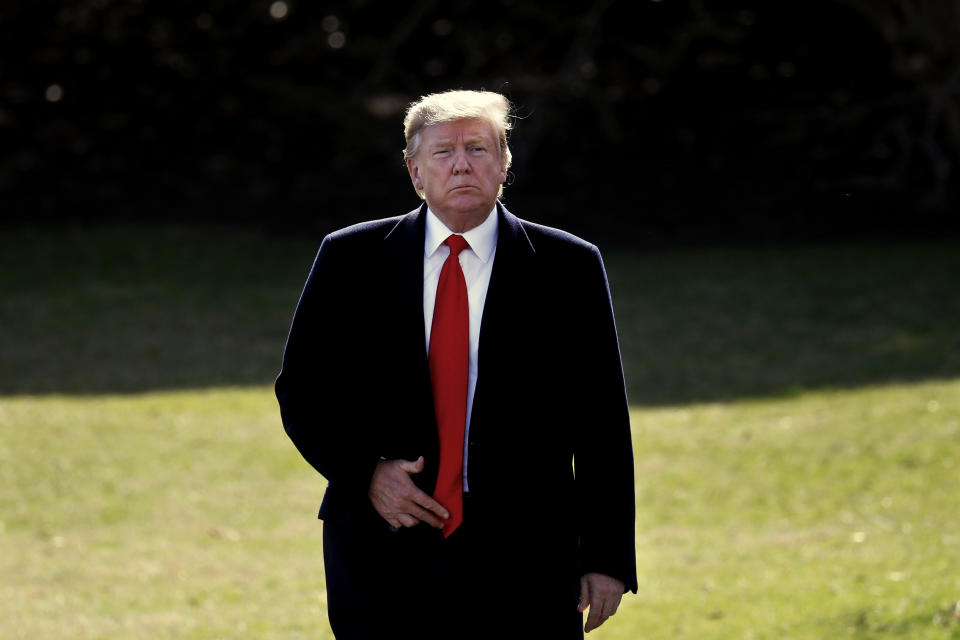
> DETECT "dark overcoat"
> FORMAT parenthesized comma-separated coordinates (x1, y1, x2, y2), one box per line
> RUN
(276, 202, 636, 639)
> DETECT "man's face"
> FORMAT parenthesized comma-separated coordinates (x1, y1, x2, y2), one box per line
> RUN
(406, 118, 507, 233)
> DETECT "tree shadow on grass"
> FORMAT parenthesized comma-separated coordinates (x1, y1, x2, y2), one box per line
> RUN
(609, 242, 960, 405)
(0, 226, 317, 396)
(2, 227, 959, 402)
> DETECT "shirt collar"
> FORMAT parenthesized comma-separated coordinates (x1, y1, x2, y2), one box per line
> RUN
(424, 205, 499, 263)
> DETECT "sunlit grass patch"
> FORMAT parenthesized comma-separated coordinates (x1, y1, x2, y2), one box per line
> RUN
(621, 378, 960, 639)
(2, 379, 958, 638)
(0, 387, 331, 640)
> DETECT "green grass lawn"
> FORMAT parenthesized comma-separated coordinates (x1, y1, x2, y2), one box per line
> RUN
(1, 226, 959, 639)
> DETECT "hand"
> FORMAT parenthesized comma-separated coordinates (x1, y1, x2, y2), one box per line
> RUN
(368, 456, 450, 529)
(578, 572, 624, 633)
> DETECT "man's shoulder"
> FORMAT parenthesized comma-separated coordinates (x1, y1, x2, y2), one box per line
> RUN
(324, 210, 416, 244)
(511, 214, 600, 262)
(518, 218, 594, 248)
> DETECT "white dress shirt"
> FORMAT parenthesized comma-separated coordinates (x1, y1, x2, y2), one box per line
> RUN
(423, 206, 498, 491)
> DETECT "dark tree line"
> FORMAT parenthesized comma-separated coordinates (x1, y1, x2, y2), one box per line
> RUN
(1, 0, 958, 242)
(838, 0, 960, 210)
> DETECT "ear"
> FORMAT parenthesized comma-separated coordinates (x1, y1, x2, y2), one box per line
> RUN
(406, 157, 423, 191)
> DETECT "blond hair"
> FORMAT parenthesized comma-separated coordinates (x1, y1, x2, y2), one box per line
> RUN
(403, 90, 513, 188)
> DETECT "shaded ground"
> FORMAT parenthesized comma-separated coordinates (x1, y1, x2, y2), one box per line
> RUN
(1, 225, 958, 403)
(609, 242, 960, 404)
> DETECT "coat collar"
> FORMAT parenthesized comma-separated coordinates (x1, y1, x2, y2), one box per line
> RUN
(493, 200, 535, 261)
(383, 200, 534, 259)
(378, 197, 537, 369)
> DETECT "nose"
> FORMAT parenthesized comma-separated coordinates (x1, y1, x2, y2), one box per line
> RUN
(452, 148, 470, 175)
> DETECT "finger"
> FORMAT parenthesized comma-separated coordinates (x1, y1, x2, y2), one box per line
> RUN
(593, 598, 611, 631)
(592, 591, 620, 630)
(397, 513, 419, 528)
(584, 589, 609, 633)
(412, 490, 450, 521)
(399, 456, 425, 474)
(584, 603, 603, 633)
(577, 575, 591, 613)
(408, 504, 445, 529)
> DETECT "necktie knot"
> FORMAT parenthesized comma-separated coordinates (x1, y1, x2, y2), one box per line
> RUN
(445, 234, 469, 257)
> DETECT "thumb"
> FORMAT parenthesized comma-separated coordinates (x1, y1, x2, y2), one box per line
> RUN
(399, 456, 425, 474)
(578, 575, 591, 613)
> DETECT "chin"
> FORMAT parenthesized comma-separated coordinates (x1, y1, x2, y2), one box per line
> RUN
(447, 197, 484, 212)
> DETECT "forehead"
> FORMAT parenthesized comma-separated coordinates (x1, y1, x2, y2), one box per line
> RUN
(421, 118, 496, 145)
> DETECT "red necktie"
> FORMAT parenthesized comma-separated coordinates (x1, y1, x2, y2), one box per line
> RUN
(429, 234, 470, 538)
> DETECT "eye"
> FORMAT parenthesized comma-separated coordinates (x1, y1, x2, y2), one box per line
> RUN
(433, 149, 450, 157)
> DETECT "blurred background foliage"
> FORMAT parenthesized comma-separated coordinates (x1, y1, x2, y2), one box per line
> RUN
(2, 0, 959, 242)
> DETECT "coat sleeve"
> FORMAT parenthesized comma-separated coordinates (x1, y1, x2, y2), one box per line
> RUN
(572, 244, 638, 593)
(275, 234, 381, 501)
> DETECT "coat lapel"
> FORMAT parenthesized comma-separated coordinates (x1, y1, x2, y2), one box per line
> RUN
(381, 204, 435, 422)
(379, 202, 537, 479)
(479, 202, 536, 345)
(470, 202, 536, 438)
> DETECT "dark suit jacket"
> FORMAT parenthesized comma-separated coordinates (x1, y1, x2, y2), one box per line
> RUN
(276, 201, 637, 599)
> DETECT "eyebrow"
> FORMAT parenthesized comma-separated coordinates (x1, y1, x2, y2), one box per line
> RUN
(428, 136, 489, 149)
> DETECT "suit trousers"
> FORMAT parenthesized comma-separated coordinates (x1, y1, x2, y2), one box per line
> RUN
(322, 494, 584, 640)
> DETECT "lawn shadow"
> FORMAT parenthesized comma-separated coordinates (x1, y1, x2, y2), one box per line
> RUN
(0, 226, 317, 396)
(2, 227, 958, 402)
(608, 242, 960, 405)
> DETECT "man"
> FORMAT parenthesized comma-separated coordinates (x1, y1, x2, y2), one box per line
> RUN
(276, 89, 636, 639)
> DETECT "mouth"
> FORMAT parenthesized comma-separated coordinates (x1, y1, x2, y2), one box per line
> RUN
(450, 185, 478, 192)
